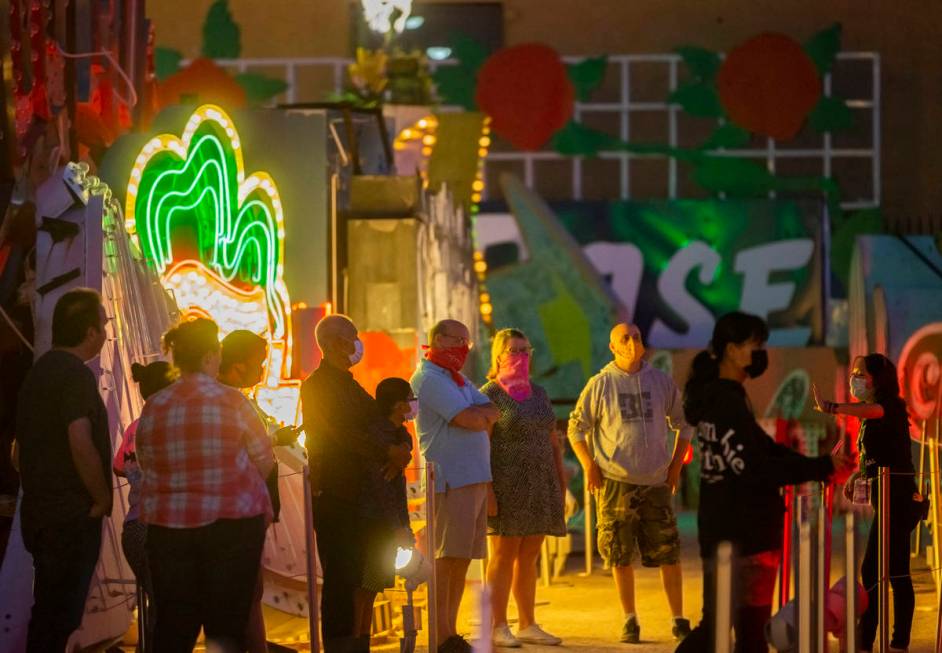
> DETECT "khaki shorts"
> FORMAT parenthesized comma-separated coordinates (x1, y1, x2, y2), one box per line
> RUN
(596, 478, 680, 568)
(434, 482, 488, 560)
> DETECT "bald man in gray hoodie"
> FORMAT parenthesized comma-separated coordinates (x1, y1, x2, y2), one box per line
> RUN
(568, 323, 693, 644)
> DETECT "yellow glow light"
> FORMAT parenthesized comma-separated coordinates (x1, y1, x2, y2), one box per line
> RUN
(163, 260, 269, 337)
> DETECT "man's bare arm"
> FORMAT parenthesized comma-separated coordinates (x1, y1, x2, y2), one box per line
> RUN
(68, 418, 112, 517)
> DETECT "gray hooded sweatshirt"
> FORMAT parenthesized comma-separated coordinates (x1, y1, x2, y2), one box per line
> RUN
(567, 361, 693, 486)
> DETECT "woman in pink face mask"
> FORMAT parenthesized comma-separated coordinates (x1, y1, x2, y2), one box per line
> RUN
(481, 329, 567, 648)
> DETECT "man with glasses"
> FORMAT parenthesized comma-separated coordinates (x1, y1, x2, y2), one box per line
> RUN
(301, 314, 412, 653)
(411, 319, 499, 653)
(16, 288, 112, 652)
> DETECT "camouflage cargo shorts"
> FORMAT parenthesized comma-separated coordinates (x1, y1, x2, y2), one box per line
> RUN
(596, 478, 680, 568)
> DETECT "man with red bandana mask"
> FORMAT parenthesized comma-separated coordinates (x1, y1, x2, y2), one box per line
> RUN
(411, 319, 499, 653)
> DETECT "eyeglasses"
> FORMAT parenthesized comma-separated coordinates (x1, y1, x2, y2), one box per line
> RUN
(440, 333, 473, 349)
(506, 346, 533, 355)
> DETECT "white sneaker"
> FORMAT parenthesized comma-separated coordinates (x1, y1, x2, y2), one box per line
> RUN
(493, 624, 522, 648)
(516, 624, 562, 646)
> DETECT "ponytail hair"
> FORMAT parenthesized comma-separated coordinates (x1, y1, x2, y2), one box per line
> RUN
(684, 311, 769, 423)
(131, 360, 177, 400)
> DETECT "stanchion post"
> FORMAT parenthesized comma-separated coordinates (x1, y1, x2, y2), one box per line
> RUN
(302, 463, 321, 652)
(915, 419, 928, 555)
(473, 585, 492, 653)
(582, 480, 594, 576)
(425, 463, 439, 651)
(540, 538, 552, 587)
(878, 466, 890, 653)
(816, 483, 828, 653)
(845, 509, 857, 653)
(715, 541, 732, 653)
(779, 486, 794, 609)
(797, 495, 812, 653)
(137, 581, 147, 653)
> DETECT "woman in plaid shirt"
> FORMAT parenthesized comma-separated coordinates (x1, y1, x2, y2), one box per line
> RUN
(136, 318, 275, 653)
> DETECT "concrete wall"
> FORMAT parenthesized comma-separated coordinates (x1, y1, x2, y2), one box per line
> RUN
(148, 0, 942, 223)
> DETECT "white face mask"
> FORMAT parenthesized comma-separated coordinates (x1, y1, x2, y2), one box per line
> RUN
(349, 338, 364, 365)
(850, 376, 871, 401)
(406, 399, 418, 421)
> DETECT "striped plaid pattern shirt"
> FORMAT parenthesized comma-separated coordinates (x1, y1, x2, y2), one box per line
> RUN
(136, 373, 273, 528)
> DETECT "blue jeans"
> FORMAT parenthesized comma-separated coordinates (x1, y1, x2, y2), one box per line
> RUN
(24, 516, 102, 653)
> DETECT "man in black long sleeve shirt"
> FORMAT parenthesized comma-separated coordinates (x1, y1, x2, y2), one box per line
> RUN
(301, 315, 411, 653)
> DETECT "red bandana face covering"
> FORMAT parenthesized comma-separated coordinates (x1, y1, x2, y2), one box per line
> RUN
(424, 345, 469, 386)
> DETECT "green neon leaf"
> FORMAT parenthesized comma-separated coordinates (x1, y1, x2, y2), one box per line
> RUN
(234, 73, 289, 105)
(433, 64, 478, 110)
(676, 46, 721, 82)
(808, 95, 854, 133)
(804, 23, 842, 76)
(669, 82, 723, 118)
(155, 47, 183, 81)
(831, 207, 883, 288)
(132, 110, 288, 336)
(692, 156, 777, 196)
(568, 55, 608, 102)
(202, 0, 241, 59)
(550, 120, 620, 157)
(700, 123, 751, 150)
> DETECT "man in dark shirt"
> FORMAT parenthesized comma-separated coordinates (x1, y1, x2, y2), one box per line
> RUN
(16, 288, 111, 653)
(301, 314, 411, 653)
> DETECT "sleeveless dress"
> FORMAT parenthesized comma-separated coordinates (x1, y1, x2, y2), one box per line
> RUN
(482, 381, 567, 537)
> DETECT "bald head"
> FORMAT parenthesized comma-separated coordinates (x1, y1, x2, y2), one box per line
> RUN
(610, 323, 645, 372)
(429, 319, 470, 350)
(610, 323, 640, 346)
(316, 314, 357, 351)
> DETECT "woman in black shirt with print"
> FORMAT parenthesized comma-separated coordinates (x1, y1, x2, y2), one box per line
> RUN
(813, 353, 917, 652)
(678, 312, 848, 653)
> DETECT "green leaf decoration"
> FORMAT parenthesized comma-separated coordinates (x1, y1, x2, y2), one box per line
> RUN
(234, 73, 289, 105)
(567, 55, 608, 102)
(692, 156, 777, 196)
(550, 120, 621, 157)
(831, 207, 883, 288)
(808, 95, 853, 133)
(700, 123, 751, 150)
(155, 47, 183, 81)
(804, 23, 842, 76)
(451, 35, 490, 76)
(669, 82, 723, 118)
(432, 35, 490, 110)
(202, 0, 241, 59)
(676, 46, 721, 82)
(433, 64, 478, 110)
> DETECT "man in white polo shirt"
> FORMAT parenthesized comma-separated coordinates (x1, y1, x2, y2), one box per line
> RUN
(411, 319, 499, 653)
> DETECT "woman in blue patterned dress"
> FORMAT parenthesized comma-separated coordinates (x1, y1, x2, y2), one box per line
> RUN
(482, 328, 567, 648)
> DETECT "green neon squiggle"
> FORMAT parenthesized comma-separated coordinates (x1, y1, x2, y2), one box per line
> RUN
(133, 118, 287, 338)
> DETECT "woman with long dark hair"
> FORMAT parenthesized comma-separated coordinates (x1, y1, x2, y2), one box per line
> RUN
(813, 353, 920, 652)
(677, 312, 849, 653)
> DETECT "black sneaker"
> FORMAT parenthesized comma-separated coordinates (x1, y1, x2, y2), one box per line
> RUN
(620, 616, 640, 644)
(437, 635, 473, 653)
(672, 618, 692, 640)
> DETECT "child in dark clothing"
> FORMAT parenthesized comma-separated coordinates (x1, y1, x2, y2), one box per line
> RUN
(356, 377, 417, 638)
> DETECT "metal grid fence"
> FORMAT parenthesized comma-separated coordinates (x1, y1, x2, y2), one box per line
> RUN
(208, 52, 880, 210)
